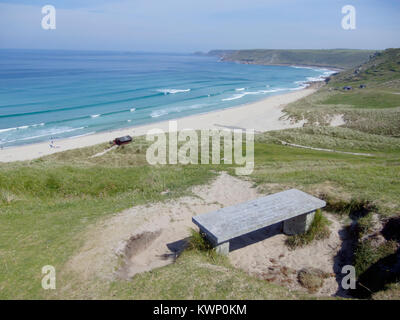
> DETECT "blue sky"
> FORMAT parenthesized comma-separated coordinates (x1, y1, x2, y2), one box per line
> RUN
(0, 0, 399, 52)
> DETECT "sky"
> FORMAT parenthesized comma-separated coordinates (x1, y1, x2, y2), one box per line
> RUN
(0, 0, 399, 52)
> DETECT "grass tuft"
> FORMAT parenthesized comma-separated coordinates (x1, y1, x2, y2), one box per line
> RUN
(326, 198, 376, 219)
(356, 212, 374, 238)
(285, 210, 331, 249)
(188, 228, 214, 252)
(354, 239, 398, 277)
(297, 267, 331, 293)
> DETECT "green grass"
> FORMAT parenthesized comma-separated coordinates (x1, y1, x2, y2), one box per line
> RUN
(356, 213, 375, 238)
(103, 250, 303, 300)
(0, 139, 220, 299)
(1, 116, 400, 299)
(251, 137, 400, 216)
(321, 90, 400, 109)
(354, 240, 398, 277)
(188, 228, 215, 253)
(285, 210, 331, 249)
(257, 126, 400, 153)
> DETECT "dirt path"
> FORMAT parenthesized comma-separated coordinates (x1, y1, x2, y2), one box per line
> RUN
(280, 140, 374, 157)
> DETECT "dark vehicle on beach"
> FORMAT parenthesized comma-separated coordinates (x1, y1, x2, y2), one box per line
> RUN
(112, 135, 132, 146)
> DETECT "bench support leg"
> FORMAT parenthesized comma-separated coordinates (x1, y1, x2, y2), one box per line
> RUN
(283, 211, 315, 235)
(215, 241, 230, 255)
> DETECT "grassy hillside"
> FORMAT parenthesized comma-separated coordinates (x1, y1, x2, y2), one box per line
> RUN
(0, 128, 399, 299)
(207, 49, 376, 69)
(284, 48, 400, 137)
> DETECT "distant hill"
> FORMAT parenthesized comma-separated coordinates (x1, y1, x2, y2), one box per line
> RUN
(205, 49, 377, 70)
(284, 47, 400, 137)
(327, 48, 400, 86)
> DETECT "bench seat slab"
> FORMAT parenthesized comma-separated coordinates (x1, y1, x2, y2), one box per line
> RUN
(192, 189, 326, 250)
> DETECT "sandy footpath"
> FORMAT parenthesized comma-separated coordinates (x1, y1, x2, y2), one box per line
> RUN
(0, 88, 315, 162)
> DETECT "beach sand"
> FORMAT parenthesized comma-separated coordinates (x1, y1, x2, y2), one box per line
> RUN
(0, 87, 316, 162)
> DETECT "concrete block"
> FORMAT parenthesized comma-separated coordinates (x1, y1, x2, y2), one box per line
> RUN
(283, 211, 315, 235)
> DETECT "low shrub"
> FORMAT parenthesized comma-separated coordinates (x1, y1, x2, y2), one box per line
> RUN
(297, 267, 331, 293)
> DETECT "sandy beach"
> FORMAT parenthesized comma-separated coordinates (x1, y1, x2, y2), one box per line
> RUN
(0, 87, 316, 162)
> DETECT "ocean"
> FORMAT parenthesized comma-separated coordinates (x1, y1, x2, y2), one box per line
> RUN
(0, 49, 334, 148)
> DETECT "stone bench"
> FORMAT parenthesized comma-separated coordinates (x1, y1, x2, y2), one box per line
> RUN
(192, 189, 326, 255)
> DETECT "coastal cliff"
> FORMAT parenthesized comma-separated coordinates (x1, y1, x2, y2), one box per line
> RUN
(201, 49, 377, 70)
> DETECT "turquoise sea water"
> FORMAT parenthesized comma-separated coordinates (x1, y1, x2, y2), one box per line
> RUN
(0, 49, 334, 148)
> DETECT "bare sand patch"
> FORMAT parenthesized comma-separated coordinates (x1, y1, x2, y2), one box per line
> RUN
(329, 114, 346, 127)
(229, 213, 347, 296)
(65, 172, 348, 297)
(64, 172, 259, 280)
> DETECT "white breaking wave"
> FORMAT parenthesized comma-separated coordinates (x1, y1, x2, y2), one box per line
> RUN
(91, 114, 101, 118)
(150, 103, 207, 118)
(0, 123, 45, 134)
(291, 66, 336, 81)
(292, 80, 311, 90)
(306, 76, 325, 82)
(0, 127, 17, 133)
(157, 88, 191, 95)
(130, 108, 136, 112)
(304, 68, 336, 83)
(235, 88, 245, 91)
(313, 68, 336, 76)
(222, 88, 290, 101)
(291, 65, 315, 70)
(263, 88, 287, 93)
(151, 109, 169, 118)
(32, 123, 45, 127)
(4, 126, 86, 143)
(222, 94, 246, 101)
